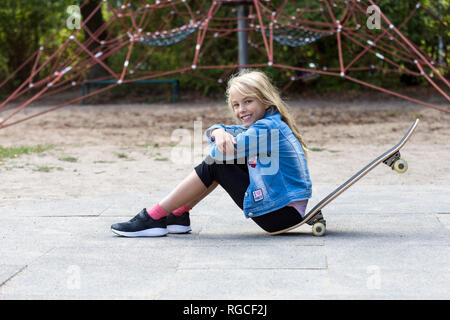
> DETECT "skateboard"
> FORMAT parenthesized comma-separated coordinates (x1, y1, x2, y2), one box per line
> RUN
(270, 118, 420, 236)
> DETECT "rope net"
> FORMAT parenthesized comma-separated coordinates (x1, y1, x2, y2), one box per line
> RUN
(266, 26, 332, 47)
(140, 23, 200, 47)
(0, 0, 448, 128)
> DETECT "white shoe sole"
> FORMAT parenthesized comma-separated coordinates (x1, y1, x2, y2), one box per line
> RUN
(167, 225, 192, 234)
(111, 227, 168, 237)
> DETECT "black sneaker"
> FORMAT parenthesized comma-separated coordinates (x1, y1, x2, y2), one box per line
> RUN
(167, 211, 191, 234)
(111, 208, 168, 237)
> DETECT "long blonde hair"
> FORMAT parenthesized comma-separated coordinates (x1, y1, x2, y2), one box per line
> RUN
(226, 69, 308, 158)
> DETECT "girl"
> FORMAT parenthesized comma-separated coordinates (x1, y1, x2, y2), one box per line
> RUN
(111, 69, 312, 237)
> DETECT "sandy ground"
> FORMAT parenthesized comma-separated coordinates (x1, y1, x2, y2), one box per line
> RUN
(0, 96, 449, 208)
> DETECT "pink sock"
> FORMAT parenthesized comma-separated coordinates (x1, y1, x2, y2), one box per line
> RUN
(146, 204, 169, 220)
(172, 205, 191, 216)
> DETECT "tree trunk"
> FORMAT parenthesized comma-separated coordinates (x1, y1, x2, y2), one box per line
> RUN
(80, 0, 108, 80)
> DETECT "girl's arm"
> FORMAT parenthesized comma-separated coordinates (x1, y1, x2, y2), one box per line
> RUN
(209, 121, 275, 161)
(210, 128, 237, 156)
(205, 124, 246, 143)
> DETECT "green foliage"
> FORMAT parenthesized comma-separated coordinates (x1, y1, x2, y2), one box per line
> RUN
(0, 0, 448, 98)
(0, 0, 80, 92)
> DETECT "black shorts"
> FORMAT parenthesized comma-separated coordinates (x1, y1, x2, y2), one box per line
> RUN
(194, 156, 303, 233)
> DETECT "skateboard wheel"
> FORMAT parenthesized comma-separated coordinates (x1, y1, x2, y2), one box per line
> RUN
(393, 159, 408, 173)
(312, 222, 326, 237)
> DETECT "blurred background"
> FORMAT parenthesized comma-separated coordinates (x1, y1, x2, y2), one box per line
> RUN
(0, 0, 448, 103)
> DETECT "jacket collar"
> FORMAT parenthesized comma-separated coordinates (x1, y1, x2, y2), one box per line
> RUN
(264, 108, 280, 118)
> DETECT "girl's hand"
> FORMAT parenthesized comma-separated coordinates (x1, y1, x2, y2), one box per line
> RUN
(211, 128, 237, 155)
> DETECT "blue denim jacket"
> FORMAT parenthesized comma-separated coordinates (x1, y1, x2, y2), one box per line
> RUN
(205, 109, 312, 218)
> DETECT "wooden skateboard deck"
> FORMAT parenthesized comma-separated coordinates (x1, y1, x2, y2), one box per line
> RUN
(270, 119, 420, 236)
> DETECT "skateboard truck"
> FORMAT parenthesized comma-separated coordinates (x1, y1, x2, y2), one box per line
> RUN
(306, 210, 326, 237)
(382, 151, 408, 173)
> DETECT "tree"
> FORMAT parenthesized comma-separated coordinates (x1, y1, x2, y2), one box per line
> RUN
(0, 0, 72, 91)
(80, 0, 109, 79)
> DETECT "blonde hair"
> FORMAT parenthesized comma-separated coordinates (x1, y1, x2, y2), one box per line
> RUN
(226, 69, 308, 158)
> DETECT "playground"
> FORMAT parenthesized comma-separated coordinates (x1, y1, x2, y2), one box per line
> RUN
(0, 0, 449, 301)
(1, 94, 450, 205)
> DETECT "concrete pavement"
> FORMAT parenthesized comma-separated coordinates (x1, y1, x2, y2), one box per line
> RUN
(1, 185, 449, 299)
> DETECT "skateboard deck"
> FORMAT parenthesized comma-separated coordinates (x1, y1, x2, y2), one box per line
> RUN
(270, 118, 420, 236)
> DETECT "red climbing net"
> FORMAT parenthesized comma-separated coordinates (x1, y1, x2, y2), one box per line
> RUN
(0, 0, 449, 129)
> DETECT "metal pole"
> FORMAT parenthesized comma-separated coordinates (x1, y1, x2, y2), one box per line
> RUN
(237, 4, 249, 70)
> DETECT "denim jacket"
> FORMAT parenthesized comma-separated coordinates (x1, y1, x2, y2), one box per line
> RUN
(205, 109, 312, 218)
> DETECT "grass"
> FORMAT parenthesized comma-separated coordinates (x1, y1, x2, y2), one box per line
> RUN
(135, 143, 160, 148)
(309, 147, 340, 153)
(387, 110, 402, 117)
(59, 156, 78, 163)
(0, 144, 53, 160)
(116, 153, 128, 159)
(33, 166, 63, 172)
(309, 147, 326, 152)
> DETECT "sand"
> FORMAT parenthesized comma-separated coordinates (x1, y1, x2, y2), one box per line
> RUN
(0, 97, 449, 208)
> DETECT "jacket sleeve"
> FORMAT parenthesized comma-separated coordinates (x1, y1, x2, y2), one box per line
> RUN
(208, 120, 276, 161)
(204, 124, 246, 143)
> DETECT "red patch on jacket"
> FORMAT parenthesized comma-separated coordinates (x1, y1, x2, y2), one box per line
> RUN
(248, 156, 257, 168)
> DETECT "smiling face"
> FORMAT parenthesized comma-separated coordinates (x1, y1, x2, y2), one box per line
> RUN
(229, 87, 268, 127)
